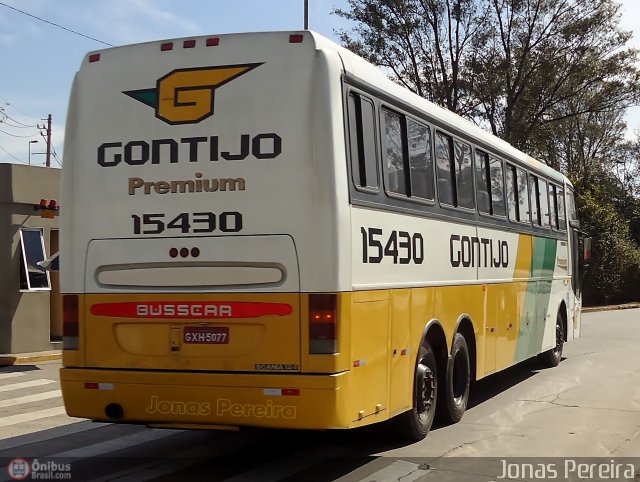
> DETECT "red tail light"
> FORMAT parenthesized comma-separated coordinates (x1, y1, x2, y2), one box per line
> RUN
(63, 295, 79, 350)
(309, 294, 337, 354)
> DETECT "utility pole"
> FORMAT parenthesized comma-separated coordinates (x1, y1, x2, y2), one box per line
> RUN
(45, 114, 51, 168)
(304, 0, 308, 30)
(37, 114, 52, 167)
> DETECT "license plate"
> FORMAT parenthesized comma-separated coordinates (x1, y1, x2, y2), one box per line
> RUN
(183, 326, 229, 344)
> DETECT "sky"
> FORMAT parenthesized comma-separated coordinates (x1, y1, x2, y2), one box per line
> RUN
(0, 0, 639, 167)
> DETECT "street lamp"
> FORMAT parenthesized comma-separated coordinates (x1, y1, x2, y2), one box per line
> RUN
(28, 140, 38, 165)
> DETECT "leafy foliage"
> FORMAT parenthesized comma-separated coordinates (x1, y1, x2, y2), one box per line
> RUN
(335, 0, 640, 304)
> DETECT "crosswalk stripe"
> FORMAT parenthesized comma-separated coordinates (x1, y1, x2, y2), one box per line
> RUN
(0, 390, 62, 408)
(0, 372, 26, 380)
(52, 429, 180, 458)
(0, 379, 56, 392)
(0, 407, 67, 428)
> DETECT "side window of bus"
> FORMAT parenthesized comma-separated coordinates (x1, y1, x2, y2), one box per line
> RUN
(383, 109, 407, 196)
(529, 174, 540, 225)
(489, 157, 506, 216)
(567, 189, 579, 226)
(557, 186, 566, 230)
(436, 132, 454, 206)
(407, 119, 434, 200)
(454, 140, 474, 209)
(475, 149, 491, 214)
(538, 178, 550, 227)
(549, 184, 559, 229)
(347, 92, 379, 191)
(516, 167, 530, 224)
(506, 164, 518, 221)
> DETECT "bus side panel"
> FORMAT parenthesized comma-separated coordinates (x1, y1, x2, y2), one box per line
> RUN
(388, 289, 412, 417)
(347, 290, 390, 426)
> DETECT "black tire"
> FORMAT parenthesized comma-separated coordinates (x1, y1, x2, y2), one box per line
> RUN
(538, 311, 564, 368)
(438, 333, 470, 424)
(393, 344, 438, 442)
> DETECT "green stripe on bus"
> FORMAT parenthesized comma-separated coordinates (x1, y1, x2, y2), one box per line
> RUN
(515, 237, 558, 362)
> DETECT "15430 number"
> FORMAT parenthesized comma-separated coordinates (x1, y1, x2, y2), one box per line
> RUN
(132, 212, 242, 235)
(361, 227, 424, 264)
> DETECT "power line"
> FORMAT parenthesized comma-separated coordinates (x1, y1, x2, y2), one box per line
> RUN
(0, 128, 39, 138)
(0, 119, 33, 129)
(52, 150, 63, 167)
(0, 95, 35, 118)
(51, 145, 63, 166)
(0, 111, 36, 128)
(0, 144, 26, 163)
(0, 2, 114, 47)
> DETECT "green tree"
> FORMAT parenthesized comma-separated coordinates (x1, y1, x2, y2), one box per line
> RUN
(334, 0, 640, 151)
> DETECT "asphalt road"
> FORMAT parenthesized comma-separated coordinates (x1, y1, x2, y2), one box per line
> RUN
(0, 309, 639, 481)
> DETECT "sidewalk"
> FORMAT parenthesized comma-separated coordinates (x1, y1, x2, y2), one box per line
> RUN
(0, 350, 62, 366)
(1, 303, 638, 366)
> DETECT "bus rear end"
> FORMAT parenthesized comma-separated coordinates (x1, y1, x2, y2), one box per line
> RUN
(60, 31, 353, 430)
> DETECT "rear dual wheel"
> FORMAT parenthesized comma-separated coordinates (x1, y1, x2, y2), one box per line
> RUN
(439, 333, 471, 424)
(395, 344, 438, 441)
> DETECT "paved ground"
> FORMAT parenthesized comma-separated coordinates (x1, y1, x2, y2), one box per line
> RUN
(0, 309, 638, 481)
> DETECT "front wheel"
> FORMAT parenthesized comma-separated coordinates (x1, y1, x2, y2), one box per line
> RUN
(393, 344, 438, 441)
(538, 311, 564, 368)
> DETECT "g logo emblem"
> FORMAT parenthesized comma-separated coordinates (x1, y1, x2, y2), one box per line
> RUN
(124, 64, 262, 125)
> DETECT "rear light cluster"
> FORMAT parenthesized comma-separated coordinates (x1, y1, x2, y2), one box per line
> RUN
(161, 38, 220, 52)
(63, 295, 79, 350)
(308, 294, 337, 354)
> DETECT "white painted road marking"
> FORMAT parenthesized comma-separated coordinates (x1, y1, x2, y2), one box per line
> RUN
(0, 372, 27, 380)
(0, 407, 67, 428)
(52, 429, 180, 458)
(0, 379, 57, 392)
(0, 390, 62, 408)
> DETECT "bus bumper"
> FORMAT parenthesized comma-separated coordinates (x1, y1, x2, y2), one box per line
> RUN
(60, 368, 351, 430)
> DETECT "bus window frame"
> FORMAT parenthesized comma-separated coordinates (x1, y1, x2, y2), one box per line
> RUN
(342, 74, 567, 242)
(380, 105, 436, 206)
(435, 129, 476, 214)
(346, 90, 380, 195)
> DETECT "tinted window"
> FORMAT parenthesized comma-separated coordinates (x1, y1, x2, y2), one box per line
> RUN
(348, 92, 378, 190)
(529, 175, 540, 225)
(383, 110, 406, 195)
(475, 150, 490, 214)
(407, 119, 434, 200)
(506, 165, 518, 221)
(490, 157, 506, 216)
(538, 179, 550, 227)
(557, 187, 566, 230)
(436, 132, 454, 205)
(454, 140, 474, 209)
(549, 184, 559, 229)
(516, 168, 530, 223)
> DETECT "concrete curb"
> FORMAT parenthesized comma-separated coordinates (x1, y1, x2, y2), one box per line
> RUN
(582, 303, 640, 313)
(0, 351, 62, 366)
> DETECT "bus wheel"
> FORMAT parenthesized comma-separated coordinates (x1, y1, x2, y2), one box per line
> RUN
(394, 344, 438, 441)
(439, 333, 470, 424)
(538, 311, 564, 368)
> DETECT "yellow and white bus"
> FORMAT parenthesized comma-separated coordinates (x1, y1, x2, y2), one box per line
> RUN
(60, 31, 588, 440)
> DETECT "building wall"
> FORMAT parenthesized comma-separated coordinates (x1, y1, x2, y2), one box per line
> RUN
(0, 164, 61, 353)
